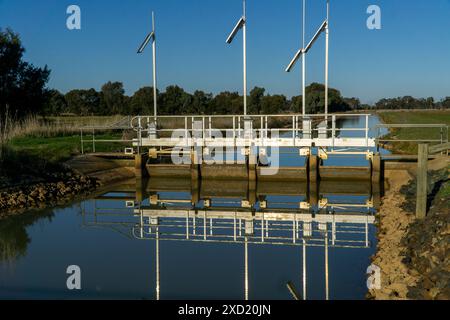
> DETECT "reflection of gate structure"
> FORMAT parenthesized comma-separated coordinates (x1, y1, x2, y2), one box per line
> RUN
(132, 208, 374, 248)
(81, 178, 377, 300)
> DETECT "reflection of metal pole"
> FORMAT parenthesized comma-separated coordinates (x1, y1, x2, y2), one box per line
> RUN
(287, 282, 301, 300)
(302, 239, 307, 300)
(245, 237, 249, 300)
(325, 227, 329, 300)
(156, 226, 160, 301)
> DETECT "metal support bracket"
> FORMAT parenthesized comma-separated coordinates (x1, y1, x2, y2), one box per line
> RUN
(318, 148, 328, 160)
(299, 148, 310, 157)
(300, 202, 311, 210)
(366, 152, 374, 161)
(150, 194, 159, 205)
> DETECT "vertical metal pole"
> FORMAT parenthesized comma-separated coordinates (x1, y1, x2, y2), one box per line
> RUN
(186, 211, 189, 240)
(234, 212, 237, 241)
(204, 211, 207, 240)
(92, 128, 95, 153)
(365, 114, 369, 149)
(332, 115, 336, 150)
(325, 228, 329, 300)
(243, 0, 247, 116)
(302, 239, 307, 300)
(140, 210, 144, 239)
(325, 0, 329, 120)
(245, 237, 249, 300)
(156, 226, 160, 300)
(152, 12, 158, 120)
(80, 129, 84, 154)
(365, 217, 369, 247)
(302, 0, 306, 116)
(261, 213, 265, 242)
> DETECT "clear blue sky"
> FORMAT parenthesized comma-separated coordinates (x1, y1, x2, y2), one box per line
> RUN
(1, 0, 450, 104)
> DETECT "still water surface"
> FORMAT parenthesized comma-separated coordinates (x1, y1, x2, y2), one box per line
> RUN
(0, 116, 387, 300)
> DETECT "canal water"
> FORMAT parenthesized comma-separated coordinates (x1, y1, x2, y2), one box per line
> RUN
(0, 116, 388, 300)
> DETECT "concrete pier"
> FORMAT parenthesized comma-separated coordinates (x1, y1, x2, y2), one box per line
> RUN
(135, 153, 149, 179)
(140, 155, 380, 183)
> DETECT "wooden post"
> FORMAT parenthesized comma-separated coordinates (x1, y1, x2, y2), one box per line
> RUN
(371, 153, 381, 184)
(135, 153, 149, 179)
(309, 155, 319, 183)
(248, 154, 257, 206)
(416, 144, 428, 219)
(191, 149, 200, 182)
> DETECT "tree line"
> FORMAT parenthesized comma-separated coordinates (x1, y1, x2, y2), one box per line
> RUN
(373, 96, 450, 110)
(44, 82, 361, 116)
(1, 28, 448, 123)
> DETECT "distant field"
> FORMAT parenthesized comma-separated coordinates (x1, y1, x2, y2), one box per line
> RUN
(43, 115, 126, 127)
(378, 110, 450, 154)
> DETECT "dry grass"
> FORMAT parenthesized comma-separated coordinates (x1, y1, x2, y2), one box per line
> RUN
(0, 115, 124, 146)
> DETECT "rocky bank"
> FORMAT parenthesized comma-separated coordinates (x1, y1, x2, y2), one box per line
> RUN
(0, 173, 99, 218)
(369, 163, 449, 300)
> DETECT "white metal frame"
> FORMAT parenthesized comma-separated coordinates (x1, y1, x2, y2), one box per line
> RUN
(226, 0, 248, 116)
(286, 0, 330, 119)
(130, 113, 375, 150)
(137, 11, 158, 120)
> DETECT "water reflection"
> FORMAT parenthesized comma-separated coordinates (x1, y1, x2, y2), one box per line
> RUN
(0, 210, 54, 264)
(81, 178, 378, 300)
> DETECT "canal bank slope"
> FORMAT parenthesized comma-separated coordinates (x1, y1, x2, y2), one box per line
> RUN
(0, 154, 135, 218)
(369, 157, 449, 300)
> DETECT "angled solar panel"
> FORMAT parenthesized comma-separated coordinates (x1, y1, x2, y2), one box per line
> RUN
(226, 17, 245, 44)
(137, 31, 155, 54)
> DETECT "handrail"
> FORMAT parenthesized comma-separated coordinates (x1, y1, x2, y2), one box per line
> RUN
(429, 142, 450, 154)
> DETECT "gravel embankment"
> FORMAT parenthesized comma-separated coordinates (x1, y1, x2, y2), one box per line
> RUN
(369, 167, 449, 300)
(0, 173, 99, 218)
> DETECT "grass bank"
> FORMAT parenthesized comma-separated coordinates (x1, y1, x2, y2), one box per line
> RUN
(377, 110, 450, 154)
(0, 115, 130, 189)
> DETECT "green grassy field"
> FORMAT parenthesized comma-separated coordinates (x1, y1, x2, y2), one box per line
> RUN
(8, 133, 126, 163)
(378, 110, 450, 154)
(1, 131, 129, 188)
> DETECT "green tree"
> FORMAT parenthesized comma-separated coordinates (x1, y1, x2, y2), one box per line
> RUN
(344, 97, 361, 110)
(248, 87, 265, 115)
(65, 89, 101, 115)
(441, 97, 450, 109)
(0, 28, 50, 119)
(160, 85, 192, 115)
(129, 87, 157, 115)
(210, 91, 241, 114)
(188, 90, 212, 114)
(289, 95, 303, 113)
(305, 83, 349, 113)
(261, 95, 287, 114)
(100, 81, 126, 115)
(43, 89, 67, 115)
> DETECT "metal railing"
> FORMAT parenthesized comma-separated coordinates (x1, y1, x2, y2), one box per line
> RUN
(130, 113, 374, 150)
(80, 116, 133, 154)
